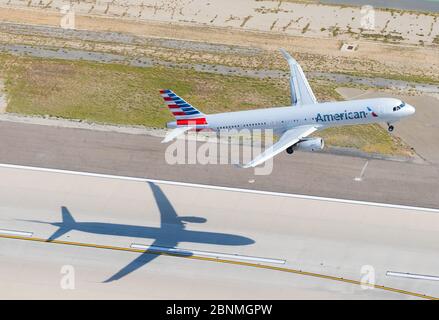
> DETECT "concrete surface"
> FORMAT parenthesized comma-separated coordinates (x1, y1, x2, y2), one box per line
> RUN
(0, 165, 438, 299)
(0, 119, 438, 209)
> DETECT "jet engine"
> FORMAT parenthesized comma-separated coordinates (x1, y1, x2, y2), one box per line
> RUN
(295, 137, 324, 152)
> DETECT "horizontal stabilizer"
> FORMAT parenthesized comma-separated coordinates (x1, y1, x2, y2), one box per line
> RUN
(161, 126, 193, 143)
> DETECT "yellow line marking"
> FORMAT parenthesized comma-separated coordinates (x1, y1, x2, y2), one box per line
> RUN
(1, 234, 437, 300)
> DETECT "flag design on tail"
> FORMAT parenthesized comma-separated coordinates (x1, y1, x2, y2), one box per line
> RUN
(160, 89, 207, 126)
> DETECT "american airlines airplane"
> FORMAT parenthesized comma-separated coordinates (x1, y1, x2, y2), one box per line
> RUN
(160, 49, 415, 168)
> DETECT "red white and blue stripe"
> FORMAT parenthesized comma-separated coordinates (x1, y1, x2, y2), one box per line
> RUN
(160, 89, 208, 126)
(367, 107, 378, 117)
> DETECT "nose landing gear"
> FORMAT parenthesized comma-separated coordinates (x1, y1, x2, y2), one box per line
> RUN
(286, 146, 294, 154)
(387, 123, 394, 132)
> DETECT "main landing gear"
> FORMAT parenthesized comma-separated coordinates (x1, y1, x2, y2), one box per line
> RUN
(387, 123, 394, 132)
(286, 146, 294, 154)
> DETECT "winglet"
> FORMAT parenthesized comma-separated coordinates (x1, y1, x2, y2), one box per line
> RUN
(279, 48, 317, 106)
(279, 48, 298, 65)
(280, 48, 299, 106)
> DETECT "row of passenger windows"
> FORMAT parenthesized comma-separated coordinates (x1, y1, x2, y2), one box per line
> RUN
(217, 119, 315, 129)
(284, 119, 312, 123)
(218, 122, 267, 130)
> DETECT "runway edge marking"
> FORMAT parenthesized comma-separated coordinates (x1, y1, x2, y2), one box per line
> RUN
(0, 233, 437, 300)
(131, 243, 286, 264)
(0, 163, 438, 213)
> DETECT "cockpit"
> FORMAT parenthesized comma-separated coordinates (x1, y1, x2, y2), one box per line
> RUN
(387, 100, 415, 119)
(393, 101, 406, 112)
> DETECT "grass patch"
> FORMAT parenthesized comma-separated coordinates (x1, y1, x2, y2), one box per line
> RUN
(0, 54, 411, 156)
(338, 69, 439, 86)
(318, 124, 412, 156)
(3, 55, 289, 127)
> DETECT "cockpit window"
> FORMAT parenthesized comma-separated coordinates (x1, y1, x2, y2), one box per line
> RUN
(393, 101, 406, 112)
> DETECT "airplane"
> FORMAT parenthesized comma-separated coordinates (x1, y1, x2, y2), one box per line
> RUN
(21, 182, 253, 282)
(160, 49, 415, 168)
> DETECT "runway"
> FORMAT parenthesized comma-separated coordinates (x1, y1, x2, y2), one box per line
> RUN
(0, 164, 438, 299)
(0, 94, 438, 299)
(0, 120, 438, 209)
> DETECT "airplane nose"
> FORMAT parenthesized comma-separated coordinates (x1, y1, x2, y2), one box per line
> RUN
(407, 104, 416, 115)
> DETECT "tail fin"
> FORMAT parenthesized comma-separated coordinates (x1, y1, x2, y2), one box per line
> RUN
(47, 206, 75, 241)
(160, 89, 207, 126)
(61, 206, 76, 225)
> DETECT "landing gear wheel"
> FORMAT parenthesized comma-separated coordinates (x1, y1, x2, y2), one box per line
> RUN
(286, 146, 294, 154)
(388, 125, 394, 132)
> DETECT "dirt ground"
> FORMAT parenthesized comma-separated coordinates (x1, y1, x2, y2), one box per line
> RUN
(0, 6, 438, 83)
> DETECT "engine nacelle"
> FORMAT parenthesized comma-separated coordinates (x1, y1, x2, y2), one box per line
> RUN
(295, 137, 324, 152)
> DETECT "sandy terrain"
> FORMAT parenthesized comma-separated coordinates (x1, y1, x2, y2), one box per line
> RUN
(1, 35, 437, 97)
(0, 7, 437, 83)
(1, 0, 438, 46)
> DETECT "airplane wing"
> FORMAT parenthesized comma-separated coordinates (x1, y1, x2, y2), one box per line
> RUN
(241, 125, 319, 168)
(280, 49, 317, 106)
(104, 182, 182, 282)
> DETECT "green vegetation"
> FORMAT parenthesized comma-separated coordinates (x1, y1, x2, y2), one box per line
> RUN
(331, 26, 340, 37)
(360, 32, 405, 43)
(0, 54, 411, 156)
(339, 70, 439, 86)
(2, 55, 289, 128)
(302, 23, 311, 34)
(317, 125, 412, 156)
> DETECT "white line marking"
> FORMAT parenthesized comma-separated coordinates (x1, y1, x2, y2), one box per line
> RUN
(130, 244, 285, 264)
(0, 229, 33, 237)
(354, 161, 369, 182)
(0, 163, 438, 213)
(387, 271, 439, 281)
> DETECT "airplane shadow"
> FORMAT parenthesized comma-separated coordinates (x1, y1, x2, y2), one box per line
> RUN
(22, 182, 254, 282)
